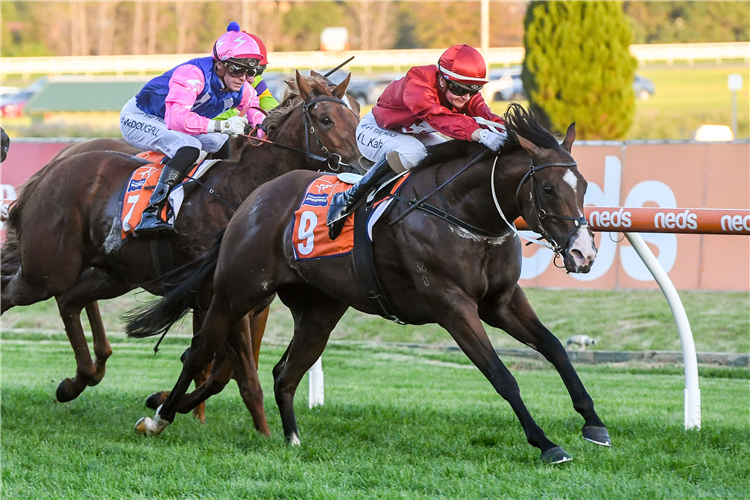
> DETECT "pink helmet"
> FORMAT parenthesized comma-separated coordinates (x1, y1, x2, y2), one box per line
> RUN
(438, 44, 489, 89)
(213, 22, 263, 67)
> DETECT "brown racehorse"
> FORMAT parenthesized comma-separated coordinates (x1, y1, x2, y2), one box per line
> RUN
(1, 72, 362, 434)
(37, 72, 364, 424)
(127, 104, 608, 464)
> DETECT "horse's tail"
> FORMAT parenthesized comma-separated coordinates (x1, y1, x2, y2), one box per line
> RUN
(0, 225, 22, 283)
(0, 168, 46, 281)
(5, 168, 45, 239)
(125, 231, 225, 339)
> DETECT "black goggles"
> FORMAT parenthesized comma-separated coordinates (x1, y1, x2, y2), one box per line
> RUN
(224, 62, 258, 78)
(446, 79, 483, 97)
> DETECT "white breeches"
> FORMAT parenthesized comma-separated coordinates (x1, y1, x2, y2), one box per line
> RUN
(119, 97, 227, 158)
(355, 111, 446, 169)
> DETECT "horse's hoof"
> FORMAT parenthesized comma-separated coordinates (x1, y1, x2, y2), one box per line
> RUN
(540, 446, 572, 464)
(287, 432, 301, 446)
(56, 378, 80, 403)
(145, 391, 169, 410)
(582, 426, 612, 447)
(134, 416, 167, 437)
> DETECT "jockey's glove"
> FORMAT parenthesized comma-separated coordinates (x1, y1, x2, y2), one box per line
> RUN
(478, 128, 507, 152)
(210, 115, 248, 136)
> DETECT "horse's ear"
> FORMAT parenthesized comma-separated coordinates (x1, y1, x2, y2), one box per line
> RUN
(310, 69, 322, 79)
(332, 73, 351, 99)
(295, 70, 312, 99)
(561, 122, 576, 153)
(517, 134, 542, 158)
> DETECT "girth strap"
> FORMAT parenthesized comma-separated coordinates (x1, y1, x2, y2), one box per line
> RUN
(352, 201, 406, 324)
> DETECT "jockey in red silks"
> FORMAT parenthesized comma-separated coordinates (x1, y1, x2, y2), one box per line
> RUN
(120, 22, 266, 235)
(327, 44, 509, 239)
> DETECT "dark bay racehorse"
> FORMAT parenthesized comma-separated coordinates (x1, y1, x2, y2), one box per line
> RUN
(127, 104, 608, 463)
(1, 72, 362, 433)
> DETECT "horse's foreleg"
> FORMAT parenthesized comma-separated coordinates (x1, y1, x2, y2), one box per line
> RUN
(85, 302, 112, 385)
(479, 285, 610, 447)
(438, 293, 568, 463)
(55, 271, 131, 402)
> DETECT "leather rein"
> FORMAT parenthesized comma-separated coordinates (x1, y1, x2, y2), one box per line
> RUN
(243, 94, 356, 172)
(388, 151, 590, 258)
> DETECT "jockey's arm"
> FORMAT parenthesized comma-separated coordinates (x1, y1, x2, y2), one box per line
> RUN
(163, 65, 213, 135)
(402, 77, 482, 141)
(235, 83, 265, 129)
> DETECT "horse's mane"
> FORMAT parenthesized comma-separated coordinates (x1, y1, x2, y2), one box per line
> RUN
(263, 74, 334, 136)
(417, 103, 560, 169)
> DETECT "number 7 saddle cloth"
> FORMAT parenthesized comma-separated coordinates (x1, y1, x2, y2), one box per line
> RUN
(120, 151, 220, 239)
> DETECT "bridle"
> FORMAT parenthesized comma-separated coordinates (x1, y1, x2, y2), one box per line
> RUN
(244, 94, 358, 172)
(493, 158, 591, 261)
(301, 94, 357, 172)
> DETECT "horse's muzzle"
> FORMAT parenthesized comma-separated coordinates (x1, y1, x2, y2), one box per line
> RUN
(563, 227, 597, 274)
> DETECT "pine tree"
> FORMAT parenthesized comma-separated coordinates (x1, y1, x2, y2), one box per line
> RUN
(522, 1, 638, 140)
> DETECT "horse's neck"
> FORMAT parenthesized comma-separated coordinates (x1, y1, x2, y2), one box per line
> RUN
(431, 153, 529, 233)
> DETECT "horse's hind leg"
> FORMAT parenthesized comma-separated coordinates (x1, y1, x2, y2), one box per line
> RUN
(226, 313, 270, 436)
(249, 306, 271, 367)
(273, 293, 348, 445)
(480, 285, 610, 447)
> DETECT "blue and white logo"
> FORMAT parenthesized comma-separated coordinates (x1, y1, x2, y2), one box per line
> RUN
(302, 193, 329, 207)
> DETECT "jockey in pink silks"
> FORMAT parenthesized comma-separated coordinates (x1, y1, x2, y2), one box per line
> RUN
(120, 22, 266, 235)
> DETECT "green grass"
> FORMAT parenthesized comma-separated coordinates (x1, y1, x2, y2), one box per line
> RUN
(627, 63, 750, 140)
(487, 62, 750, 141)
(2, 336, 749, 499)
(3, 289, 747, 353)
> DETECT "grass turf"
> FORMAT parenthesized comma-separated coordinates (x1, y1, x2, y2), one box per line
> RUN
(3, 289, 748, 353)
(2, 336, 749, 499)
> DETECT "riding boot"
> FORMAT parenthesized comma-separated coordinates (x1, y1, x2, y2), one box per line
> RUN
(327, 155, 393, 240)
(135, 146, 200, 236)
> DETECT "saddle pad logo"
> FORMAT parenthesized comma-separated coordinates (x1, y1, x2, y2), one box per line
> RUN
(292, 176, 354, 260)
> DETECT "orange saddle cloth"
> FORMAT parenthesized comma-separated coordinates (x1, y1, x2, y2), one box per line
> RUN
(292, 175, 355, 260)
(120, 151, 201, 239)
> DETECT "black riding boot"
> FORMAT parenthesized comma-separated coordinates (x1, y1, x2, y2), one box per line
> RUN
(135, 146, 200, 236)
(327, 155, 393, 240)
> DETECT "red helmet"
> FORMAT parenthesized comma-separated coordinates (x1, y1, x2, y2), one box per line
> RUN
(245, 33, 268, 66)
(438, 44, 489, 90)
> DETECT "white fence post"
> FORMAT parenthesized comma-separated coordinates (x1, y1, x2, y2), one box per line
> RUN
(625, 233, 701, 430)
(308, 357, 324, 408)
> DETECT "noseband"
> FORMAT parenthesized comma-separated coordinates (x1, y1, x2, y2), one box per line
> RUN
(301, 95, 357, 171)
(510, 160, 591, 256)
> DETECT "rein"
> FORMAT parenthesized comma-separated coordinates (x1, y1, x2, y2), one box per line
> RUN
(388, 149, 589, 260)
(243, 94, 355, 172)
(492, 158, 590, 267)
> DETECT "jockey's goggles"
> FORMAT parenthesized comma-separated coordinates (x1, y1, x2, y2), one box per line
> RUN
(445, 79, 483, 97)
(220, 57, 261, 78)
(256, 65, 267, 76)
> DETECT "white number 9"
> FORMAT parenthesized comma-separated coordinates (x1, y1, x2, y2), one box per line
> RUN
(297, 210, 317, 255)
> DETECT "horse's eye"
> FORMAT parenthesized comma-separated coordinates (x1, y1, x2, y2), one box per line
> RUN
(543, 185, 554, 196)
(320, 116, 332, 126)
